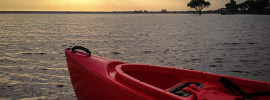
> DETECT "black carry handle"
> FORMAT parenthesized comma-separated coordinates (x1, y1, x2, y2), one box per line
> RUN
(169, 82, 203, 97)
(71, 46, 91, 56)
(169, 82, 204, 93)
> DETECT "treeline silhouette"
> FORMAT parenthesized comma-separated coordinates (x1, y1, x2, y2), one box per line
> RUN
(225, 0, 270, 14)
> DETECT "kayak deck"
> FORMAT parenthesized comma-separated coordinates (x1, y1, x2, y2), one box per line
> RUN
(65, 47, 270, 100)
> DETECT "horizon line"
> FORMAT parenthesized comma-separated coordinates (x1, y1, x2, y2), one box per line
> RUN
(0, 10, 221, 14)
(0, 9, 221, 12)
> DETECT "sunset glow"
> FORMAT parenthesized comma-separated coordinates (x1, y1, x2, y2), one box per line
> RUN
(0, 0, 246, 11)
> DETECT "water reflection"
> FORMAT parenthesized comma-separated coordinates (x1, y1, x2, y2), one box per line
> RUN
(0, 14, 270, 99)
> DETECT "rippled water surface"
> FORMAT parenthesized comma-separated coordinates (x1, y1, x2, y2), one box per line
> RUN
(0, 14, 270, 99)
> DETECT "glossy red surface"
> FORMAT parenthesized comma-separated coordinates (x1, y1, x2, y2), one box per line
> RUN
(65, 49, 270, 100)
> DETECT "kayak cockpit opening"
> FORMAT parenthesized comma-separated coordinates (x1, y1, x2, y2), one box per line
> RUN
(115, 64, 182, 90)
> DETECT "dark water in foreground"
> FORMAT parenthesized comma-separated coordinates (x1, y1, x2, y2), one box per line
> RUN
(0, 14, 270, 99)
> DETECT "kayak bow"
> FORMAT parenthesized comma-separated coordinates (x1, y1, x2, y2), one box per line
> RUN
(65, 46, 270, 100)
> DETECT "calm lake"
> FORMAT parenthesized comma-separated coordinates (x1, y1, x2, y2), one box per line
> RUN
(0, 14, 270, 99)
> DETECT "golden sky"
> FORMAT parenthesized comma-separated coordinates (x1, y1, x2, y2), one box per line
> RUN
(0, 0, 246, 11)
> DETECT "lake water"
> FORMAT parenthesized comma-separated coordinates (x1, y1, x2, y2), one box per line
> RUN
(0, 14, 270, 99)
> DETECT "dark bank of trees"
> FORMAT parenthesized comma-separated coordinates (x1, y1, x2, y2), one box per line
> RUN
(225, 0, 238, 14)
(186, 0, 269, 15)
(187, 0, 211, 15)
(225, 0, 270, 14)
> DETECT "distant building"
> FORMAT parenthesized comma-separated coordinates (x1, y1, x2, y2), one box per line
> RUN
(161, 9, 167, 13)
(134, 10, 143, 13)
(218, 8, 228, 15)
(143, 10, 148, 13)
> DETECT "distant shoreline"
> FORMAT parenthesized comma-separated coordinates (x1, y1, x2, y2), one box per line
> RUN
(1, 11, 268, 15)
(0, 11, 219, 14)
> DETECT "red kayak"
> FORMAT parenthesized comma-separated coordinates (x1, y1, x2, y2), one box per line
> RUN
(65, 46, 270, 100)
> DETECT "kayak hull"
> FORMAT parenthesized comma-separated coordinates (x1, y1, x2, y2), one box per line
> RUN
(65, 48, 270, 100)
